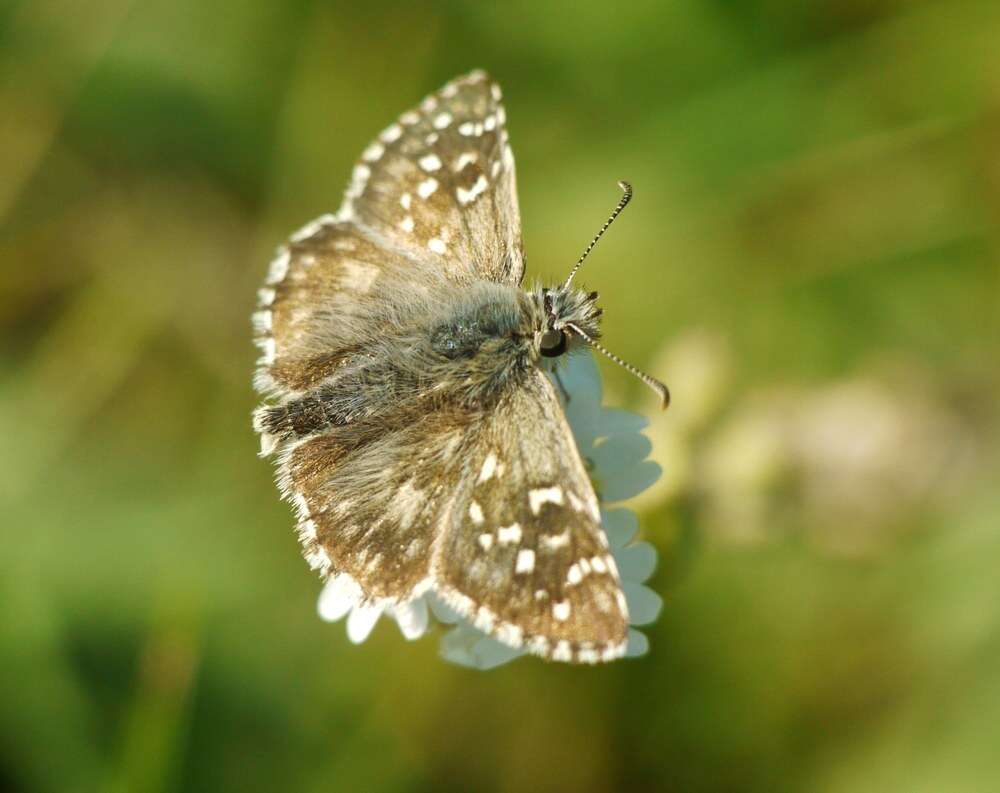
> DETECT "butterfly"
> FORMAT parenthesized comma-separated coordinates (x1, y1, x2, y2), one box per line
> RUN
(252, 70, 668, 664)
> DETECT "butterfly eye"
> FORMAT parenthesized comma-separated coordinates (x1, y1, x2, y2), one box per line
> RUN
(539, 328, 567, 357)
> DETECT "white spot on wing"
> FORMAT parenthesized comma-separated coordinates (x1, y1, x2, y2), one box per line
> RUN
(496, 622, 523, 647)
(419, 153, 442, 171)
(399, 216, 414, 233)
(380, 123, 403, 142)
(266, 248, 290, 283)
(341, 261, 378, 292)
(257, 336, 276, 364)
(540, 531, 570, 550)
(529, 486, 564, 515)
(454, 152, 477, 171)
(478, 533, 494, 551)
(344, 164, 370, 200)
(417, 178, 438, 198)
(433, 112, 453, 129)
(306, 546, 331, 573)
(427, 237, 447, 254)
(468, 501, 484, 525)
(515, 549, 535, 574)
(361, 142, 384, 161)
(497, 523, 522, 545)
(567, 490, 587, 513)
(552, 640, 572, 661)
(553, 600, 571, 622)
(474, 606, 495, 633)
(252, 310, 272, 333)
(478, 452, 498, 483)
(457, 175, 489, 205)
(605, 554, 619, 578)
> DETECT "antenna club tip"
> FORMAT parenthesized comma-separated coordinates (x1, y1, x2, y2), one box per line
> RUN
(659, 384, 671, 410)
(617, 180, 632, 193)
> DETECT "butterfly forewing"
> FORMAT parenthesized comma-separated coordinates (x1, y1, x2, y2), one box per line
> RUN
(344, 69, 524, 286)
(254, 70, 524, 398)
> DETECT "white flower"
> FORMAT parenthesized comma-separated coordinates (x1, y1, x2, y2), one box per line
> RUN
(316, 351, 663, 668)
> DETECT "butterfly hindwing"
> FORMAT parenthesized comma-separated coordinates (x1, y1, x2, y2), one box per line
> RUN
(278, 407, 478, 603)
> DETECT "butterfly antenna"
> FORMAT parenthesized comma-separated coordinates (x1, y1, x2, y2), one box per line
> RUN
(562, 180, 633, 289)
(565, 322, 670, 409)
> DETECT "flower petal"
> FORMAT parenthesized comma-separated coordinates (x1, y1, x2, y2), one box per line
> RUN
(346, 602, 384, 643)
(615, 541, 658, 583)
(625, 629, 650, 658)
(622, 581, 662, 626)
(559, 350, 603, 401)
(427, 592, 462, 624)
(317, 573, 362, 622)
(600, 460, 662, 501)
(392, 598, 430, 640)
(602, 508, 639, 548)
(591, 407, 649, 437)
(440, 624, 524, 669)
(590, 433, 653, 471)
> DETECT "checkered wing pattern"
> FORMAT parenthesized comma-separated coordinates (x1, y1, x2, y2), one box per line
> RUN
(344, 69, 524, 286)
(433, 369, 629, 663)
(253, 70, 523, 397)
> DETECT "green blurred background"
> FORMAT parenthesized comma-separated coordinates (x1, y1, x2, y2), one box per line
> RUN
(2, 1, 999, 791)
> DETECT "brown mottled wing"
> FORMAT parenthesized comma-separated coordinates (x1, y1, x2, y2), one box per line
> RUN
(433, 369, 629, 664)
(277, 407, 478, 604)
(342, 69, 524, 286)
(253, 219, 421, 396)
(253, 69, 523, 397)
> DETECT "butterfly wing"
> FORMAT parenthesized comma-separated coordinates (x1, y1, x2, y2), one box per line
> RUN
(254, 70, 523, 397)
(344, 69, 524, 286)
(276, 366, 627, 664)
(432, 368, 629, 663)
(277, 405, 476, 605)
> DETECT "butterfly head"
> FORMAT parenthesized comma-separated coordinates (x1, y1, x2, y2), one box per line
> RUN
(533, 286, 602, 359)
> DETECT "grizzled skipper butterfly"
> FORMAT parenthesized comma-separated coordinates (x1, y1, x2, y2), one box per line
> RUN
(253, 70, 668, 663)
